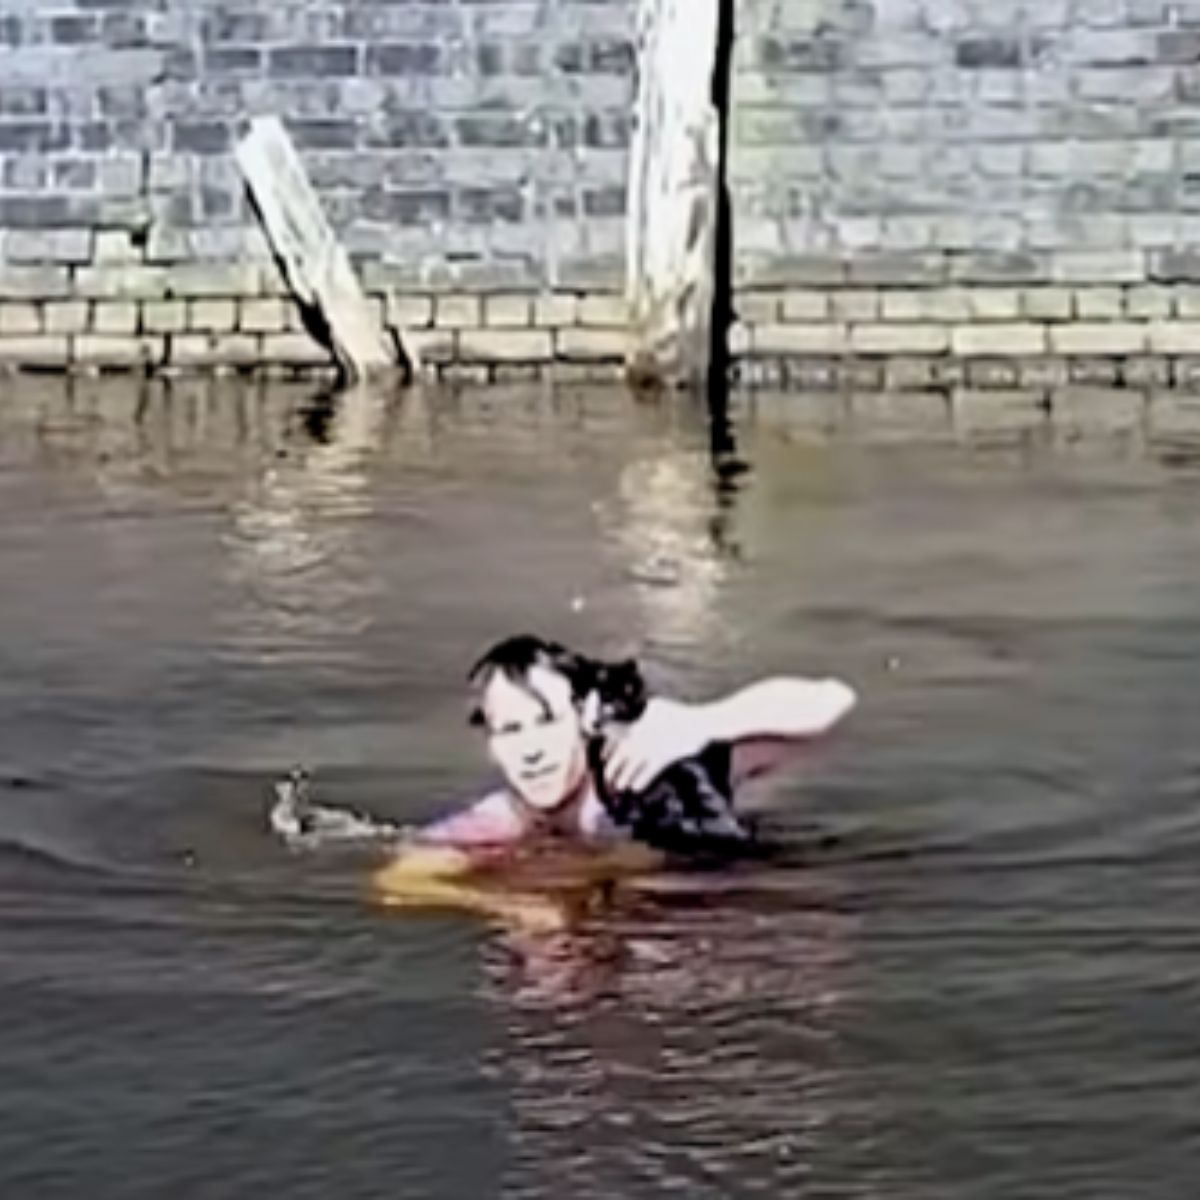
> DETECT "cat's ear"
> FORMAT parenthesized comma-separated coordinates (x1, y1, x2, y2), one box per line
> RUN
(580, 689, 601, 734)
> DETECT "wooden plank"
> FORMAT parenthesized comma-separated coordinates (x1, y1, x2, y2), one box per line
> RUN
(235, 115, 409, 383)
(625, 0, 722, 387)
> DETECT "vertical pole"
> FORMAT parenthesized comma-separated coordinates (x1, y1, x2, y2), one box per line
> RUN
(625, 0, 723, 387)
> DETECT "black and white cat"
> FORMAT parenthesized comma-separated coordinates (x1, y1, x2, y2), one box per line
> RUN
(584, 659, 756, 857)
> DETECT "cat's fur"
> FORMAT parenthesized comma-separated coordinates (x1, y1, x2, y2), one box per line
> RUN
(585, 659, 755, 857)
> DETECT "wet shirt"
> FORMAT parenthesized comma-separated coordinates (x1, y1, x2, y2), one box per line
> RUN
(416, 786, 624, 849)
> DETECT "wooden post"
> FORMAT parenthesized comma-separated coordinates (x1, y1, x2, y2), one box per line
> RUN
(625, 0, 723, 388)
(235, 116, 411, 385)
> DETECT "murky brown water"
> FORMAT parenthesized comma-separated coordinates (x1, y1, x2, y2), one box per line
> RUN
(2, 377, 1200, 1199)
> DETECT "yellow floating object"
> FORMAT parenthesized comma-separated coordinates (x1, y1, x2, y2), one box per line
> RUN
(368, 839, 662, 934)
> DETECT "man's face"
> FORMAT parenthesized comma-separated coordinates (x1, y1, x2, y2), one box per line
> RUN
(480, 665, 590, 811)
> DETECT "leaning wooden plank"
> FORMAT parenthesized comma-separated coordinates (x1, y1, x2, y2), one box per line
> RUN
(625, 0, 722, 387)
(235, 115, 410, 384)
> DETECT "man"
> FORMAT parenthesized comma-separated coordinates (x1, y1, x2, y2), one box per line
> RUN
(370, 635, 856, 890)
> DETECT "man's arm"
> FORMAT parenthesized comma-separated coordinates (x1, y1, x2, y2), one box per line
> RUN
(603, 676, 857, 794)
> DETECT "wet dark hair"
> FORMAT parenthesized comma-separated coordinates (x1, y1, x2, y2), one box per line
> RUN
(466, 634, 595, 728)
(466, 634, 648, 728)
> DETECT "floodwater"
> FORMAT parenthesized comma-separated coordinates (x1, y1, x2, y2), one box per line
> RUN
(2, 376, 1200, 1199)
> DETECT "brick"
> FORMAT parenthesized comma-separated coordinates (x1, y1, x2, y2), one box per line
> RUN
(259, 334, 332, 367)
(578, 294, 627, 326)
(92, 302, 138, 335)
(1172, 358, 1200, 391)
(1018, 358, 1070, 388)
(734, 291, 779, 322)
(952, 252, 1050, 284)
(555, 327, 629, 361)
(5, 229, 92, 264)
(484, 294, 534, 328)
(1126, 215, 1178, 249)
(751, 323, 849, 354)
(966, 359, 1021, 389)
(1022, 288, 1073, 320)
(72, 335, 164, 368)
(239, 298, 289, 333)
(881, 288, 970, 322)
(364, 43, 443, 76)
(164, 264, 263, 298)
(1126, 285, 1172, 319)
(966, 288, 1021, 320)
(405, 329, 456, 367)
(187, 299, 237, 333)
(1073, 287, 1124, 319)
(435, 294, 481, 329)
(534, 293, 578, 327)
(459, 329, 553, 362)
(492, 365, 546, 384)
(1122, 357, 1171, 387)
(145, 225, 190, 264)
(1150, 249, 1200, 282)
(1049, 323, 1147, 355)
(98, 156, 141, 196)
(268, 46, 358, 77)
(1051, 251, 1144, 284)
(952, 324, 1047, 356)
(737, 253, 845, 287)
(93, 229, 142, 265)
(850, 323, 950, 354)
(387, 294, 433, 329)
(780, 290, 827, 321)
(439, 363, 492, 385)
(884, 356, 940, 390)
(0, 302, 40, 334)
(0, 335, 70, 367)
(1174, 286, 1200, 318)
(142, 300, 186, 333)
(1148, 321, 1200, 354)
(0, 265, 70, 298)
(829, 289, 879, 321)
(75, 266, 168, 300)
(170, 334, 260, 368)
(1069, 357, 1122, 385)
(848, 252, 945, 286)
(43, 301, 88, 334)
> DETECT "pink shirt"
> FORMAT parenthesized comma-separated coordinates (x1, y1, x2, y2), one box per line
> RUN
(417, 788, 624, 849)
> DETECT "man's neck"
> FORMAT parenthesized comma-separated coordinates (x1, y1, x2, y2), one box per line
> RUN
(512, 776, 596, 837)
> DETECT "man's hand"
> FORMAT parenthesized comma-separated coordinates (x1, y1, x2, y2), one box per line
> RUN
(601, 676, 857, 794)
(602, 697, 712, 794)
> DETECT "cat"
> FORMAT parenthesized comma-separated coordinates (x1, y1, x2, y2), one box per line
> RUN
(584, 659, 756, 858)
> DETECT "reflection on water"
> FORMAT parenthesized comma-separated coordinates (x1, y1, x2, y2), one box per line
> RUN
(480, 876, 857, 1199)
(3, 378, 1200, 1199)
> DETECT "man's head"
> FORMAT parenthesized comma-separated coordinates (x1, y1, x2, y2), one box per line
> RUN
(467, 635, 600, 812)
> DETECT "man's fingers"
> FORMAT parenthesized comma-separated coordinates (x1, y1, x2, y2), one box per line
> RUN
(607, 749, 640, 793)
(606, 749, 654, 795)
(626, 765, 654, 794)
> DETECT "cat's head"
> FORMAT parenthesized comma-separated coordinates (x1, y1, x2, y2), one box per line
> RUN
(589, 658, 648, 724)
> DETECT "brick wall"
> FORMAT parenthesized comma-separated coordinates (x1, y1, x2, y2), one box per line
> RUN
(5, 0, 1200, 383)
(730, 0, 1200, 387)
(0, 0, 636, 376)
